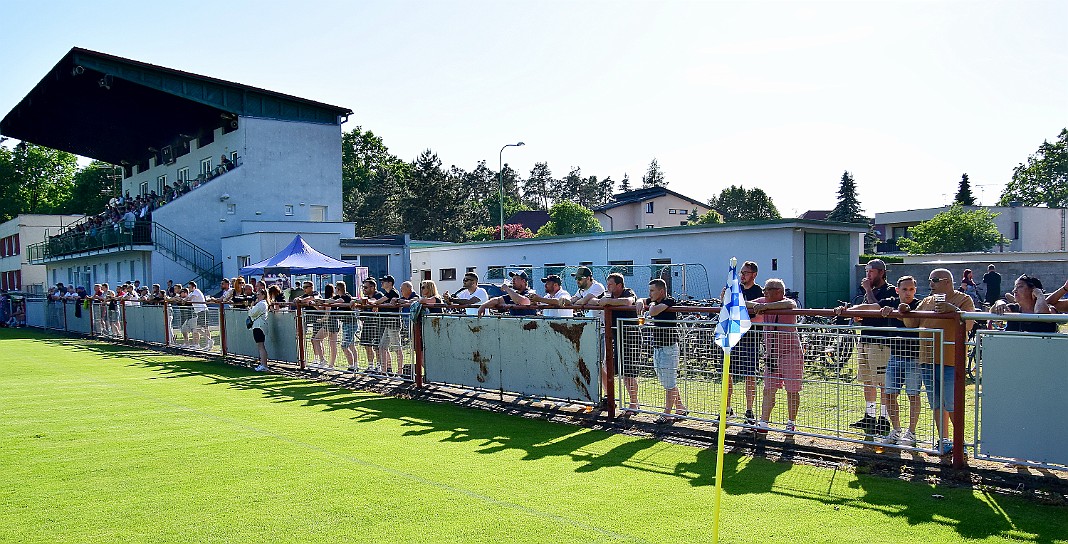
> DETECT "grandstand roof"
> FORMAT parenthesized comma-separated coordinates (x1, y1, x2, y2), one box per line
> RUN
(0, 47, 352, 166)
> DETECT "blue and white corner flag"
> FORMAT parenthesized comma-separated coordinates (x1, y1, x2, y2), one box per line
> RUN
(714, 257, 752, 352)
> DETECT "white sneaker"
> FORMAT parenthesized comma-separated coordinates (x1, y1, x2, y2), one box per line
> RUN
(254, 364, 268, 372)
(880, 429, 902, 445)
(896, 429, 917, 447)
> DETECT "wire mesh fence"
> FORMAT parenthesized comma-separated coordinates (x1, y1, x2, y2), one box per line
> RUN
(300, 308, 416, 381)
(616, 315, 956, 454)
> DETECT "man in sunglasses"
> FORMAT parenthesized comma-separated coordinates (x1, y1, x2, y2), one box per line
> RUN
(898, 268, 975, 455)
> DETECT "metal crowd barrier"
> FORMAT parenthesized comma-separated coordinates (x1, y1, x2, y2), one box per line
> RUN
(966, 312, 1068, 470)
(16, 297, 993, 468)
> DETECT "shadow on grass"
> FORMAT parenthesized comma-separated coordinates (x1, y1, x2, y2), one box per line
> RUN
(15, 329, 1068, 543)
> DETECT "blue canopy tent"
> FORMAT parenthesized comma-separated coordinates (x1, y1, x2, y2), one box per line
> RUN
(239, 235, 359, 276)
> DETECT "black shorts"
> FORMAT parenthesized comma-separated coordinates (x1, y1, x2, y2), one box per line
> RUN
(358, 318, 380, 346)
(252, 328, 266, 343)
(724, 336, 759, 379)
(324, 317, 340, 334)
(614, 346, 640, 378)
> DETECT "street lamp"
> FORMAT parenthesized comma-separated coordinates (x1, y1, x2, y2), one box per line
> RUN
(498, 141, 525, 240)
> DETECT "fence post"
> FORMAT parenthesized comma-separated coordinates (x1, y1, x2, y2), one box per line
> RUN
(218, 303, 227, 357)
(296, 304, 306, 369)
(88, 300, 94, 336)
(413, 314, 424, 388)
(603, 306, 617, 418)
(121, 300, 128, 341)
(62, 299, 68, 332)
(163, 301, 171, 347)
(951, 314, 967, 469)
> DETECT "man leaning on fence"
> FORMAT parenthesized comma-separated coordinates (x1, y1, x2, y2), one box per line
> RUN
(445, 272, 487, 315)
(898, 268, 974, 455)
(528, 274, 573, 318)
(637, 278, 688, 424)
(851, 258, 896, 435)
(591, 272, 640, 415)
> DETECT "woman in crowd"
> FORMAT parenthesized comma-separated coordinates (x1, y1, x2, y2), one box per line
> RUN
(419, 280, 444, 313)
(309, 284, 337, 369)
(960, 268, 982, 308)
(248, 286, 280, 372)
(992, 275, 1058, 332)
(333, 281, 359, 372)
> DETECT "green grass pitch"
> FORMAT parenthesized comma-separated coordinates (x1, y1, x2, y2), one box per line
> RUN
(1, 328, 1065, 543)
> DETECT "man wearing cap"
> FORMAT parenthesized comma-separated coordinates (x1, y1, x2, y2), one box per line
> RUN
(567, 266, 606, 306)
(478, 270, 537, 316)
(529, 275, 574, 318)
(849, 258, 897, 434)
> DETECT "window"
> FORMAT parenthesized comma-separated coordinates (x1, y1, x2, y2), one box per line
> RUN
(646, 224, 655, 229)
(680, 221, 688, 226)
(238, 256, 251, 269)
(422, 270, 431, 281)
(891, 226, 908, 240)
(157, 175, 167, 195)
(608, 260, 634, 276)
(200, 157, 212, 176)
(230, 151, 239, 164)
(177, 167, 190, 182)
(227, 203, 236, 215)
(679, 209, 688, 215)
(579, 261, 593, 266)
(466, 266, 477, 273)
(772, 258, 778, 271)
(487, 266, 505, 280)
(669, 209, 677, 214)
(284, 204, 294, 216)
(310, 205, 327, 222)
(198, 130, 214, 147)
(140, 181, 149, 196)
(1013, 221, 1020, 240)
(102, 264, 107, 284)
(645, 202, 654, 213)
(439, 268, 456, 281)
(543, 263, 565, 277)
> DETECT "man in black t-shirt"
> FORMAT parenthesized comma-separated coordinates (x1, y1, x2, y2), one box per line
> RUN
(983, 265, 1002, 305)
(846, 275, 922, 447)
(358, 278, 384, 371)
(720, 260, 763, 424)
(592, 273, 639, 414)
(638, 278, 688, 422)
(851, 258, 897, 434)
(375, 275, 404, 375)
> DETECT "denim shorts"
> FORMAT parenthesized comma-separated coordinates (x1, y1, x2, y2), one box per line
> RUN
(920, 363, 955, 412)
(884, 356, 920, 396)
(653, 344, 680, 390)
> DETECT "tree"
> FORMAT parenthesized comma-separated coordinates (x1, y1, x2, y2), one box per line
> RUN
(707, 185, 782, 222)
(597, 176, 615, 207)
(466, 224, 534, 241)
(340, 127, 408, 236)
(897, 204, 1005, 254)
(954, 173, 976, 206)
(826, 170, 867, 223)
(401, 150, 474, 242)
(0, 142, 78, 223)
(619, 173, 632, 193)
(690, 209, 724, 225)
(523, 162, 553, 210)
(536, 200, 603, 237)
(65, 161, 120, 215)
(642, 158, 666, 188)
(999, 128, 1068, 208)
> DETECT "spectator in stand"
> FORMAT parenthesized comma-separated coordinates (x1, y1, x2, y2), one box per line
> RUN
(742, 278, 803, 435)
(636, 278, 688, 424)
(983, 265, 1003, 306)
(850, 258, 896, 435)
(444, 272, 487, 316)
(529, 274, 573, 318)
(898, 268, 975, 455)
(720, 260, 763, 425)
(991, 275, 1058, 333)
(218, 154, 234, 174)
(590, 272, 640, 415)
(357, 278, 384, 372)
(248, 286, 280, 372)
(478, 270, 536, 316)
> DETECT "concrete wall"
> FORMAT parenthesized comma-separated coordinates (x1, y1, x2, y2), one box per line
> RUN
(412, 222, 864, 306)
(595, 195, 711, 231)
(854, 256, 1068, 300)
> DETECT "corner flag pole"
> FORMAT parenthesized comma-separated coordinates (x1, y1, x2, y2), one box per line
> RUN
(711, 257, 752, 544)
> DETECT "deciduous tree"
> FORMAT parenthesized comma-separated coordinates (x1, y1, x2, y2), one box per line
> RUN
(536, 200, 603, 237)
(0, 142, 78, 222)
(897, 204, 1004, 254)
(999, 128, 1068, 208)
(708, 185, 781, 222)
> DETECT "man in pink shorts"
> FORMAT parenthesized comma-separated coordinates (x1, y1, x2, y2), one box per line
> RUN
(740, 278, 803, 436)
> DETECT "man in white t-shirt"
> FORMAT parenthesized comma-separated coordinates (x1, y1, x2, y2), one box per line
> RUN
(447, 272, 489, 316)
(529, 275, 573, 318)
(567, 266, 606, 306)
(185, 281, 213, 350)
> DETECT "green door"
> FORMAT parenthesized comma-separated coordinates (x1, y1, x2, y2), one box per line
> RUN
(804, 233, 851, 309)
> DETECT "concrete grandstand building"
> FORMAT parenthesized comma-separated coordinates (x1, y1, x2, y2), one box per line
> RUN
(1, 48, 352, 289)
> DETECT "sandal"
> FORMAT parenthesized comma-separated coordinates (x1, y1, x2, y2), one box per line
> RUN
(654, 415, 677, 425)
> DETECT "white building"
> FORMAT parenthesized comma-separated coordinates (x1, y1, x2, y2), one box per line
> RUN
(0, 214, 84, 293)
(875, 204, 1068, 253)
(1, 48, 352, 289)
(593, 187, 713, 231)
(412, 220, 866, 308)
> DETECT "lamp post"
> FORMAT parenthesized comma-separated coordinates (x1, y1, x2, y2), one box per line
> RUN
(498, 141, 525, 240)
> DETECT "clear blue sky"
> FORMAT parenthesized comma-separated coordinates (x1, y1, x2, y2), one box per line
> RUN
(2, 1, 1065, 215)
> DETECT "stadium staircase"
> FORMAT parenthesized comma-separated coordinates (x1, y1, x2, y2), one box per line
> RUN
(151, 222, 224, 287)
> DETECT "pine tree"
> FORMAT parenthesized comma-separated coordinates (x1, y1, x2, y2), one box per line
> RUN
(619, 173, 632, 193)
(955, 173, 976, 206)
(642, 158, 666, 188)
(523, 162, 553, 210)
(826, 170, 867, 224)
